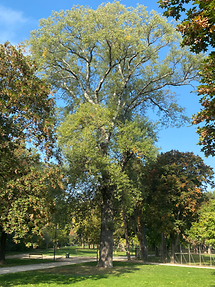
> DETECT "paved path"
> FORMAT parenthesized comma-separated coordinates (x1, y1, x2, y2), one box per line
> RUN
(1, 255, 215, 275)
(0, 257, 97, 275)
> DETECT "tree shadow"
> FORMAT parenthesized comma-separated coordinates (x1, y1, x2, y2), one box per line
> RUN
(209, 271, 215, 287)
(0, 261, 142, 287)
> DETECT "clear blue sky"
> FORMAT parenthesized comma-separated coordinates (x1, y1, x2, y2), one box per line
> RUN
(1, 0, 214, 179)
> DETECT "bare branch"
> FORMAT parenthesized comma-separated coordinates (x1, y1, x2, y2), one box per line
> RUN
(94, 40, 119, 96)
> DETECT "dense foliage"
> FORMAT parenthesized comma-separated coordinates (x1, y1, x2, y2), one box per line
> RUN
(0, 43, 62, 264)
(159, 0, 215, 156)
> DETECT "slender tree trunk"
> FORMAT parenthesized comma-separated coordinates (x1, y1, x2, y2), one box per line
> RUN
(175, 232, 180, 249)
(208, 245, 212, 255)
(161, 232, 166, 263)
(123, 209, 131, 260)
(97, 185, 114, 268)
(0, 227, 7, 265)
(138, 234, 144, 260)
(143, 224, 148, 262)
(170, 234, 175, 264)
(135, 224, 145, 261)
(133, 211, 147, 261)
(155, 245, 159, 257)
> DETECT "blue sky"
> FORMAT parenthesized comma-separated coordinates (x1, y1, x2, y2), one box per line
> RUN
(1, 0, 214, 179)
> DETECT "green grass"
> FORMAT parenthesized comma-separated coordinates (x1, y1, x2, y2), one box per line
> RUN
(0, 261, 215, 286)
(41, 246, 98, 257)
(174, 253, 215, 266)
(147, 252, 215, 266)
(0, 258, 54, 268)
(38, 246, 132, 258)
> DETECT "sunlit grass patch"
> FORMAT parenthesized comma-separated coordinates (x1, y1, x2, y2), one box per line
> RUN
(0, 261, 215, 286)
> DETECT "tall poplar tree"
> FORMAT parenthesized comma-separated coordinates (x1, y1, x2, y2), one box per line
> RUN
(27, 2, 203, 267)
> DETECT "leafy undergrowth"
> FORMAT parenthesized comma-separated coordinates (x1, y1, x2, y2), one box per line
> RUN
(0, 261, 215, 287)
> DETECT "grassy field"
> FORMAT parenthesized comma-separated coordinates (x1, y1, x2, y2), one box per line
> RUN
(2, 247, 129, 268)
(42, 246, 98, 257)
(0, 258, 54, 268)
(26, 246, 131, 258)
(5, 246, 215, 266)
(0, 261, 215, 287)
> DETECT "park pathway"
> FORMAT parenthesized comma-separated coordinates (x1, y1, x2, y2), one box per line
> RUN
(1, 255, 215, 275)
(0, 257, 97, 275)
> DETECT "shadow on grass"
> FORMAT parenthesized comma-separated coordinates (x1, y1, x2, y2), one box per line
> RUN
(0, 261, 142, 287)
(209, 271, 215, 287)
(0, 258, 54, 268)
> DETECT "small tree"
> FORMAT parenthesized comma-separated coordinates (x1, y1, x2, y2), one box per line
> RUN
(187, 199, 215, 248)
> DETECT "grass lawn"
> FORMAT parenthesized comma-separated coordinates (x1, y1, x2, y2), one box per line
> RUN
(38, 246, 131, 258)
(0, 261, 215, 287)
(42, 246, 98, 257)
(0, 258, 54, 268)
(3, 246, 129, 268)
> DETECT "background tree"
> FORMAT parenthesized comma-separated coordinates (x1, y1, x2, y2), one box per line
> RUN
(143, 150, 213, 262)
(158, 0, 215, 53)
(0, 147, 63, 264)
(40, 223, 70, 249)
(0, 42, 56, 160)
(186, 199, 215, 248)
(158, 0, 215, 156)
(72, 197, 101, 248)
(0, 42, 62, 264)
(122, 156, 151, 261)
(27, 2, 203, 267)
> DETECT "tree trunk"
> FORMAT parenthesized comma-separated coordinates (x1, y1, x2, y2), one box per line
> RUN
(133, 212, 147, 261)
(0, 227, 7, 265)
(161, 233, 166, 263)
(135, 224, 147, 261)
(155, 245, 159, 257)
(143, 224, 148, 262)
(170, 235, 175, 264)
(123, 210, 131, 260)
(208, 245, 212, 254)
(97, 186, 113, 268)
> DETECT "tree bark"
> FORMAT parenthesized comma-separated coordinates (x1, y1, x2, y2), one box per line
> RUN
(208, 245, 212, 255)
(135, 222, 147, 261)
(133, 210, 147, 261)
(123, 209, 131, 260)
(97, 185, 114, 268)
(170, 234, 175, 264)
(143, 224, 148, 262)
(155, 245, 159, 257)
(0, 227, 7, 265)
(161, 232, 166, 263)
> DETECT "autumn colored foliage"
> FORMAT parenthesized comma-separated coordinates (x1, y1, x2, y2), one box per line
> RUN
(0, 42, 56, 157)
(144, 150, 213, 236)
(159, 0, 215, 156)
(158, 0, 215, 53)
(0, 42, 62, 263)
